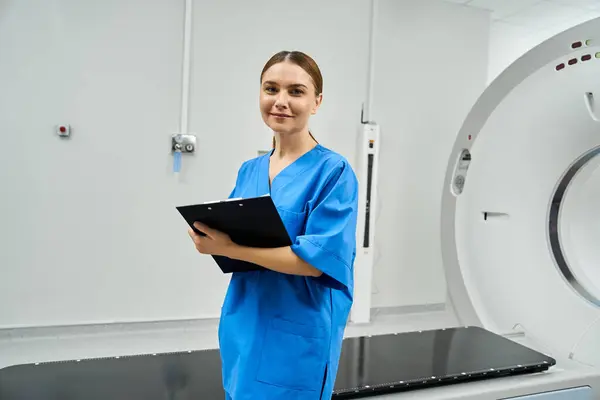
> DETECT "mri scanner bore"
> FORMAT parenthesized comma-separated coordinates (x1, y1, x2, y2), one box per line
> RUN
(3, 15, 600, 400)
(550, 146, 600, 307)
(443, 15, 600, 399)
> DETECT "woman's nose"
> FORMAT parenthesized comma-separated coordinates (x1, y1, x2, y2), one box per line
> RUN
(274, 93, 289, 107)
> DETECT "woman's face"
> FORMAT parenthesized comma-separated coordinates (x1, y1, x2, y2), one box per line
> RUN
(259, 61, 322, 135)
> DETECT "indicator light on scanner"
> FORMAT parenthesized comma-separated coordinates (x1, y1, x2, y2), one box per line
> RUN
(56, 124, 71, 137)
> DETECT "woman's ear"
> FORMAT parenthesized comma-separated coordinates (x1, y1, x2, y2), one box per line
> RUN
(312, 93, 323, 115)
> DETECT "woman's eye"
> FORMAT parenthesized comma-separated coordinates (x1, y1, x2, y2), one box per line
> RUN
(291, 89, 304, 95)
(265, 87, 276, 93)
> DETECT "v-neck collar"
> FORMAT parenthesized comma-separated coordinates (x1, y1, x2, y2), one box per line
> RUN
(260, 144, 322, 196)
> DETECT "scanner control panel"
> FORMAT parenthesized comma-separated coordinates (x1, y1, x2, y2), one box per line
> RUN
(451, 149, 471, 196)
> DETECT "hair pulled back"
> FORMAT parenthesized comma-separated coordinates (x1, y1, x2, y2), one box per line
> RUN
(260, 50, 322, 148)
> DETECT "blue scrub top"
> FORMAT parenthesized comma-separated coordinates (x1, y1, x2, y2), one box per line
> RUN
(218, 144, 359, 399)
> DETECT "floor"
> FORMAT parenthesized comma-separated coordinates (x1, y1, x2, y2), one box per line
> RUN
(0, 306, 458, 370)
(4, 306, 599, 400)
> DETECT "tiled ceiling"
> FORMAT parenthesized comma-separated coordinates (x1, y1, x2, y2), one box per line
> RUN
(443, 0, 600, 33)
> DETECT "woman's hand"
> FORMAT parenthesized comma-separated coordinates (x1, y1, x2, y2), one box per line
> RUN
(188, 222, 322, 277)
(188, 222, 236, 257)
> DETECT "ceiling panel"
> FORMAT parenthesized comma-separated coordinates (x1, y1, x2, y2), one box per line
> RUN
(441, 0, 600, 32)
(466, 0, 544, 19)
(502, 1, 589, 29)
(546, 0, 600, 10)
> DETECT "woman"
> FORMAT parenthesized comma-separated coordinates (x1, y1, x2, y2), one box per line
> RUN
(188, 50, 359, 399)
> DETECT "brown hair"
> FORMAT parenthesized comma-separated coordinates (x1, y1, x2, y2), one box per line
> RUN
(260, 50, 322, 148)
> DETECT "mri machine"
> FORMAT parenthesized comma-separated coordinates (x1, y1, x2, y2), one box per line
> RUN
(2, 14, 600, 400)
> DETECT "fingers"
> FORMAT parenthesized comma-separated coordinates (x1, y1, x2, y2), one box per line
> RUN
(188, 223, 220, 256)
(188, 227, 208, 254)
(193, 222, 214, 238)
(188, 227, 207, 242)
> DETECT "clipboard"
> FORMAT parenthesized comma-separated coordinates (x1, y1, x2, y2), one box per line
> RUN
(176, 195, 293, 273)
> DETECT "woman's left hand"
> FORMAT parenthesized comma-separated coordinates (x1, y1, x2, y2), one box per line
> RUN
(188, 222, 236, 257)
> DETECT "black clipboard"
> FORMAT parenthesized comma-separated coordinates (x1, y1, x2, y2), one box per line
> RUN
(176, 195, 292, 273)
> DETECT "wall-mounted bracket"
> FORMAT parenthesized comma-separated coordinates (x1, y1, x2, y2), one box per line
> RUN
(171, 133, 196, 153)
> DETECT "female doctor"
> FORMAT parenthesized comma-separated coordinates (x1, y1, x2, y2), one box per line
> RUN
(188, 50, 359, 400)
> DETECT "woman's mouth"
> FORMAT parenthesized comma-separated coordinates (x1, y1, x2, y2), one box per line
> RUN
(271, 113, 292, 118)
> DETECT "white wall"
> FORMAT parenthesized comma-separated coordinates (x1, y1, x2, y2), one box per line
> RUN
(370, 0, 490, 308)
(0, 0, 489, 329)
(0, 0, 370, 328)
(0, 0, 185, 328)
